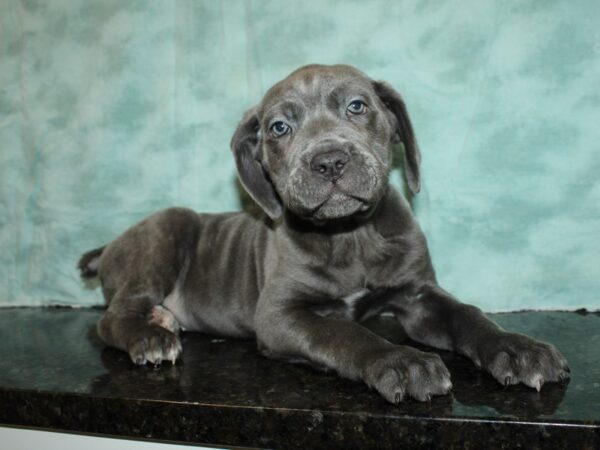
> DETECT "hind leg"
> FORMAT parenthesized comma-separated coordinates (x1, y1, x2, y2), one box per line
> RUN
(98, 294, 183, 365)
(94, 208, 198, 365)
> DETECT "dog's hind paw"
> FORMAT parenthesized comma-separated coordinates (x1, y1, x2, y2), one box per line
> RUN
(128, 325, 182, 366)
(482, 332, 570, 390)
(364, 346, 453, 403)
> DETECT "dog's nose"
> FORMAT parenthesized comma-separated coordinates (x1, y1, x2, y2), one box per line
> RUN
(310, 150, 350, 181)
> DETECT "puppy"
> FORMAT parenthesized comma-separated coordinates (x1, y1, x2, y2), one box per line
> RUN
(79, 64, 569, 403)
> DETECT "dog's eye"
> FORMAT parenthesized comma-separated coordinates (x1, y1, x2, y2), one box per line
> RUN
(347, 100, 367, 115)
(270, 121, 290, 137)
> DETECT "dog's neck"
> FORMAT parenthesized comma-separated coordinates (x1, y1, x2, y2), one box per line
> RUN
(275, 187, 418, 266)
(281, 186, 414, 236)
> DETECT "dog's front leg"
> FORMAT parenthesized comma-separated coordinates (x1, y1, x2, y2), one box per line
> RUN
(255, 284, 452, 403)
(394, 284, 570, 390)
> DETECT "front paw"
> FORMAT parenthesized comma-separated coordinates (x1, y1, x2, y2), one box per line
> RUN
(364, 346, 453, 403)
(481, 332, 569, 390)
(127, 325, 182, 366)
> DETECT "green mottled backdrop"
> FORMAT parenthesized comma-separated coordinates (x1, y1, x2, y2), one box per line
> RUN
(1, 0, 599, 310)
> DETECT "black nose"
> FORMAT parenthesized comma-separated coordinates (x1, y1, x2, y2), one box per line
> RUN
(310, 150, 350, 181)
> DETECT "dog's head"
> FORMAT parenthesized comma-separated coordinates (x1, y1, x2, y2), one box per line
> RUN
(231, 64, 421, 223)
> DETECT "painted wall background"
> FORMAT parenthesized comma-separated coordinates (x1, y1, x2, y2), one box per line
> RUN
(0, 0, 599, 310)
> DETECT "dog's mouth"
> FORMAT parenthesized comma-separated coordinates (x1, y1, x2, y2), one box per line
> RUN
(283, 156, 385, 222)
(290, 185, 375, 225)
(302, 188, 373, 222)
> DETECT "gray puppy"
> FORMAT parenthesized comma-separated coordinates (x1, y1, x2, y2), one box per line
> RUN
(79, 64, 569, 403)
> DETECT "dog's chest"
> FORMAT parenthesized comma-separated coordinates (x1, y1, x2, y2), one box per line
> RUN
(342, 287, 372, 310)
(324, 228, 400, 287)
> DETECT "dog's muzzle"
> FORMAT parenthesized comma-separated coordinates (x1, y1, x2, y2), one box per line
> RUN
(285, 144, 383, 221)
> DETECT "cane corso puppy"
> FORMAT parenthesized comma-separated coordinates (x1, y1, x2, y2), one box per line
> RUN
(79, 64, 569, 403)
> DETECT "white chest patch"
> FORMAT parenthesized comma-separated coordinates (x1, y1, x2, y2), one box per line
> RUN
(342, 288, 371, 307)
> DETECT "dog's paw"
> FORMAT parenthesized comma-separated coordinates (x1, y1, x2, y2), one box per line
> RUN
(364, 346, 452, 403)
(127, 325, 182, 366)
(481, 332, 569, 390)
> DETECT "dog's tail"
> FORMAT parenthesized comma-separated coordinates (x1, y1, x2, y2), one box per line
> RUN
(78, 246, 106, 279)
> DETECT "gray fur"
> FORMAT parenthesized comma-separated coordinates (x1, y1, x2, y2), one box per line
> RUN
(80, 64, 569, 403)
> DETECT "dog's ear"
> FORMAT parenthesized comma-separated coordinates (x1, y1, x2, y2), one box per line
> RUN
(372, 81, 422, 194)
(230, 107, 283, 220)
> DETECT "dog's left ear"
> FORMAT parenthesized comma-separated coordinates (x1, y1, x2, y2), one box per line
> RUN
(230, 107, 283, 220)
(372, 81, 422, 194)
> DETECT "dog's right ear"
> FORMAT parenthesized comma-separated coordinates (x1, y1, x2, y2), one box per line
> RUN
(230, 107, 283, 221)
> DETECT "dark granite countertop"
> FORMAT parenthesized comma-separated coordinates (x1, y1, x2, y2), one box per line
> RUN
(0, 308, 598, 449)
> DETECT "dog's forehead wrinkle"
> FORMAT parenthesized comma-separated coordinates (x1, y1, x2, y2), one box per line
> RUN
(261, 93, 304, 119)
(301, 78, 371, 110)
(299, 112, 340, 139)
(263, 99, 306, 125)
(262, 68, 372, 116)
(328, 81, 373, 102)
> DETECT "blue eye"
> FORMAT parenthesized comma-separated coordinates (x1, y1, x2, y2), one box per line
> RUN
(347, 100, 367, 115)
(270, 121, 290, 137)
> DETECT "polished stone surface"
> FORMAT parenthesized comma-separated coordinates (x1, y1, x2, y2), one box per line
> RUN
(0, 308, 598, 449)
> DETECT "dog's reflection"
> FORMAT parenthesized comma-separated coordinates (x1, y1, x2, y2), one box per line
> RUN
(448, 354, 569, 418)
(89, 326, 448, 412)
(89, 320, 567, 419)
(91, 346, 185, 400)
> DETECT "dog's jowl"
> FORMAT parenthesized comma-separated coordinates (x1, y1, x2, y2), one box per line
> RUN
(79, 64, 569, 403)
